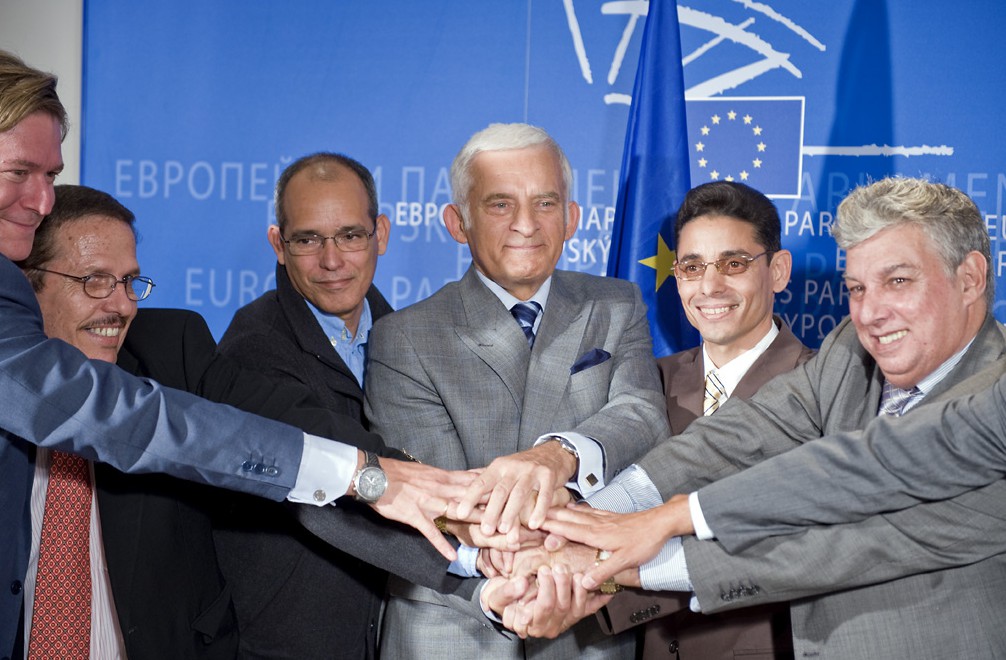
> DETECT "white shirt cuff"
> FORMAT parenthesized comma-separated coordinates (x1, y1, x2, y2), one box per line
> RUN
(287, 433, 358, 506)
(586, 464, 662, 513)
(448, 544, 482, 578)
(639, 536, 693, 592)
(689, 491, 715, 540)
(533, 431, 605, 496)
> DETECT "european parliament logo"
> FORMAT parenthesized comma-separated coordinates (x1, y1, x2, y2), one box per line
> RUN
(685, 97, 804, 198)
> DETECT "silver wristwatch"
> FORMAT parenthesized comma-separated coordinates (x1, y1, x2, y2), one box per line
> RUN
(352, 450, 388, 503)
(547, 435, 580, 468)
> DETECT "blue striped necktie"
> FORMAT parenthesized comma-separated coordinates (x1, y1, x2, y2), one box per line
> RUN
(877, 382, 923, 417)
(510, 301, 542, 348)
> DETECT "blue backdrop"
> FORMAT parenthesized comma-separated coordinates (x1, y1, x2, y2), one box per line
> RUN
(82, 0, 1006, 347)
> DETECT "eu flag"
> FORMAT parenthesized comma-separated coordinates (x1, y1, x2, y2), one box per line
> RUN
(685, 97, 805, 197)
(608, 0, 698, 357)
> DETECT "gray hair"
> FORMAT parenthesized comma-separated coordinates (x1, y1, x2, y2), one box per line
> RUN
(834, 177, 993, 306)
(450, 123, 573, 228)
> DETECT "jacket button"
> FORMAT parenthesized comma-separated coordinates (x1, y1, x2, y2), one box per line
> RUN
(668, 640, 679, 653)
(10, 580, 22, 595)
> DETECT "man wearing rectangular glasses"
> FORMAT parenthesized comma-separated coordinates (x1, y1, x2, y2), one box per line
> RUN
(15, 183, 239, 658)
(214, 152, 394, 658)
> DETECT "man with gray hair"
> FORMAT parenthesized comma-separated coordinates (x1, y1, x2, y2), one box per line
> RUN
(539, 177, 1006, 658)
(364, 122, 669, 658)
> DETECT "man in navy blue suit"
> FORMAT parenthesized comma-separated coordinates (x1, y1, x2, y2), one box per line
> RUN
(0, 49, 475, 659)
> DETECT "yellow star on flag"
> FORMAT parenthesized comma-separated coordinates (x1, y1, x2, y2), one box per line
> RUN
(638, 234, 676, 291)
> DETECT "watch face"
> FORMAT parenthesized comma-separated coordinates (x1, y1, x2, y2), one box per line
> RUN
(357, 466, 388, 501)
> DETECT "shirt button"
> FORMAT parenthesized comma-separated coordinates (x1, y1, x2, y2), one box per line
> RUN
(313, 489, 327, 502)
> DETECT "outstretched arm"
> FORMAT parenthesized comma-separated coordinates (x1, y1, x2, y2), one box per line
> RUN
(698, 359, 1006, 553)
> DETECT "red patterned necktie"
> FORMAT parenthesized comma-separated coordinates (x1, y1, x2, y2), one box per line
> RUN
(28, 450, 92, 659)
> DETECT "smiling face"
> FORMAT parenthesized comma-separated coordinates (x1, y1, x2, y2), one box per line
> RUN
(267, 166, 389, 334)
(443, 145, 579, 301)
(0, 111, 64, 260)
(845, 223, 986, 388)
(676, 214, 791, 366)
(34, 215, 138, 363)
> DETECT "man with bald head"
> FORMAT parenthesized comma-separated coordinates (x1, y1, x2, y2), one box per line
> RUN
(215, 152, 395, 657)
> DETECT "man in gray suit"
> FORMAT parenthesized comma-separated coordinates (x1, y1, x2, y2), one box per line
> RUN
(364, 122, 669, 659)
(688, 354, 1006, 544)
(539, 177, 1006, 658)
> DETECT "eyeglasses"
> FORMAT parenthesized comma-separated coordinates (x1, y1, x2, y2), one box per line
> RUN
(34, 268, 156, 301)
(673, 251, 772, 281)
(280, 227, 377, 256)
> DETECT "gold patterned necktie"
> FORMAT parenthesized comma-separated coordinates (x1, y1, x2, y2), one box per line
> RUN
(29, 450, 92, 659)
(703, 370, 727, 416)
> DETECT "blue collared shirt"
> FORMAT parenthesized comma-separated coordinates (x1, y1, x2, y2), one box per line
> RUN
(306, 298, 373, 387)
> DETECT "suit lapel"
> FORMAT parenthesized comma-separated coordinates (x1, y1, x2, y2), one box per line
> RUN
(455, 269, 529, 413)
(668, 349, 704, 433)
(924, 314, 1006, 402)
(99, 347, 145, 632)
(518, 273, 588, 445)
(275, 264, 363, 399)
(732, 319, 810, 400)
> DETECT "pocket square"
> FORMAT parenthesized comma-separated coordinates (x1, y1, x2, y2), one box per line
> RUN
(570, 348, 611, 375)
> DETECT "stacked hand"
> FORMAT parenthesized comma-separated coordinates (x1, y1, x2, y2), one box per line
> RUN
(369, 445, 695, 637)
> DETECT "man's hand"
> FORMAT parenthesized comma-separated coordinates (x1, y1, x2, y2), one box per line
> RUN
(542, 494, 692, 589)
(368, 456, 477, 561)
(480, 536, 599, 580)
(502, 565, 613, 639)
(481, 574, 533, 620)
(455, 442, 577, 536)
(447, 517, 547, 552)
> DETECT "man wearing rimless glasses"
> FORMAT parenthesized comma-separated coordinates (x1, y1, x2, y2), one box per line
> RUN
(213, 152, 398, 658)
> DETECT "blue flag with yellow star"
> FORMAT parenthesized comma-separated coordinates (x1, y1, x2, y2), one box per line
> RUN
(608, 0, 698, 357)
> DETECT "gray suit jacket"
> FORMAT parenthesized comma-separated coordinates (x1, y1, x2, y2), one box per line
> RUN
(365, 266, 669, 660)
(603, 320, 812, 660)
(0, 255, 303, 657)
(638, 314, 1006, 659)
(697, 354, 1006, 546)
